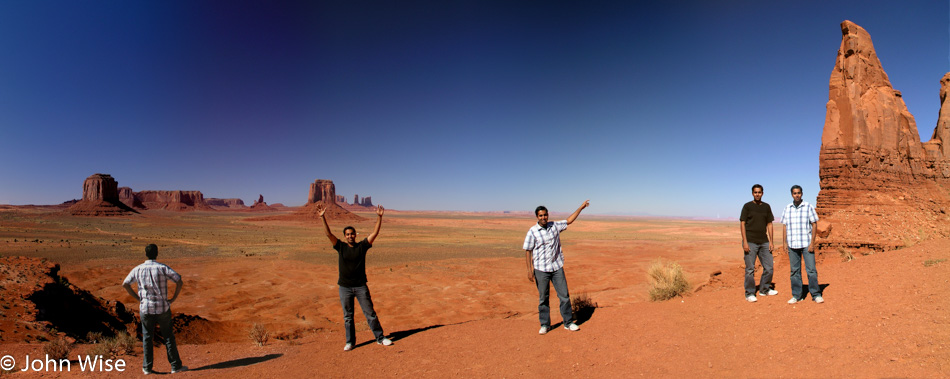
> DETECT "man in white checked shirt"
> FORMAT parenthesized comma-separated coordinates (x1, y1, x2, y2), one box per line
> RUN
(781, 185, 823, 305)
(524, 200, 589, 335)
(123, 244, 187, 374)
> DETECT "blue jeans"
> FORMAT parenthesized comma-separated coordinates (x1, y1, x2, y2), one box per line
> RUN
(534, 268, 573, 327)
(788, 247, 820, 299)
(141, 310, 182, 372)
(744, 242, 773, 296)
(339, 285, 385, 344)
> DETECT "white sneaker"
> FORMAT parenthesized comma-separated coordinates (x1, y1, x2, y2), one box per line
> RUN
(746, 295, 757, 302)
(788, 297, 802, 304)
(377, 337, 393, 346)
(814, 295, 824, 304)
(171, 366, 189, 374)
(761, 289, 779, 296)
(539, 326, 549, 335)
(343, 343, 353, 351)
(564, 323, 580, 332)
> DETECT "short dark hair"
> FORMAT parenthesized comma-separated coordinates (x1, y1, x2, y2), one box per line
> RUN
(752, 184, 763, 192)
(535, 205, 548, 217)
(790, 185, 803, 194)
(343, 226, 356, 235)
(145, 244, 158, 259)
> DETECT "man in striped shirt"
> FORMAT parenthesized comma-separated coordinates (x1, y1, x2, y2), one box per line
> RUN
(524, 200, 589, 335)
(780, 185, 823, 304)
(123, 244, 187, 374)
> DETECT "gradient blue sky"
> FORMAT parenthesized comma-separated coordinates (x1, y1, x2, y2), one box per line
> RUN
(1, 1, 948, 218)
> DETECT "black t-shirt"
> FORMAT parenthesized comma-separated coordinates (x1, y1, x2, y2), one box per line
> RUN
(740, 201, 774, 244)
(334, 238, 372, 287)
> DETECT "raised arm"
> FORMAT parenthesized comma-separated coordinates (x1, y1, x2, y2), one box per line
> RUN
(318, 206, 338, 246)
(566, 200, 590, 225)
(366, 205, 384, 245)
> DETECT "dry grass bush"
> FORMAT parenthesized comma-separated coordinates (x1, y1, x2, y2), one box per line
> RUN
(648, 259, 691, 301)
(837, 247, 854, 262)
(43, 337, 72, 360)
(249, 323, 269, 347)
(90, 332, 138, 358)
(571, 293, 598, 323)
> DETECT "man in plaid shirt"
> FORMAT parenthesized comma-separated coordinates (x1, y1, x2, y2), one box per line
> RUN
(781, 185, 823, 304)
(123, 244, 187, 374)
(524, 200, 589, 335)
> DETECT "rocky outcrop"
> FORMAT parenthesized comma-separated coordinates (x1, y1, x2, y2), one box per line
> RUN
(815, 21, 950, 255)
(206, 198, 247, 209)
(0, 257, 136, 343)
(134, 190, 214, 211)
(68, 174, 137, 216)
(360, 196, 373, 207)
(336, 195, 347, 204)
(249, 194, 275, 211)
(118, 187, 142, 208)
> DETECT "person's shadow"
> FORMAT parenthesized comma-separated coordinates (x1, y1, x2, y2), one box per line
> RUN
(191, 353, 283, 372)
(352, 325, 444, 348)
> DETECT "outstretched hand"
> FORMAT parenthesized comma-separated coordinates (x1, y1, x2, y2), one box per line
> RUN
(317, 205, 326, 218)
(580, 200, 590, 209)
(376, 205, 385, 217)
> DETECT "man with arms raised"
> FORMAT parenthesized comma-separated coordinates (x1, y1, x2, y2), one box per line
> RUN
(524, 200, 589, 335)
(740, 184, 777, 302)
(319, 205, 393, 351)
(781, 185, 823, 304)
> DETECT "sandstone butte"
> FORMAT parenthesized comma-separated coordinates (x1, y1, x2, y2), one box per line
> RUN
(206, 198, 248, 209)
(131, 190, 214, 211)
(816, 20, 950, 255)
(249, 194, 276, 211)
(67, 174, 137, 216)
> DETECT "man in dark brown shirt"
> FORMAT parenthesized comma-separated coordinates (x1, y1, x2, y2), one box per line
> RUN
(740, 184, 775, 302)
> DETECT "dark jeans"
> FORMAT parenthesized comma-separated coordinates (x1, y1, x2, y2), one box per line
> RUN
(744, 242, 773, 296)
(339, 285, 385, 344)
(788, 247, 820, 299)
(535, 268, 573, 327)
(141, 310, 182, 372)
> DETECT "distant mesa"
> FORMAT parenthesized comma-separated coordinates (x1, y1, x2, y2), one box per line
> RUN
(134, 190, 214, 211)
(206, 198, 247, 209)
(67, 174, 137, 216)
(816, 21, 950, 254)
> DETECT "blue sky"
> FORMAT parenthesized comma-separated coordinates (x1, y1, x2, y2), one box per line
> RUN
(1, 1, 947, 218)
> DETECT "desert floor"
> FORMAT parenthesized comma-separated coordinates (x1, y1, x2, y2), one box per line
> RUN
(0, 208, 948, 377)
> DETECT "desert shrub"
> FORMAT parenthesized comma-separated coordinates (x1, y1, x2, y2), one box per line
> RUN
(86, 331, 104, 344)
(648, 259, 691, 301)
(90, 332, 138, 358)
(924, 259, 947, 267)
(249, 323, 269, 347)
(43, 337, 72, 360)
(571, 293, 598, 323)
(837, 247, 854, 262)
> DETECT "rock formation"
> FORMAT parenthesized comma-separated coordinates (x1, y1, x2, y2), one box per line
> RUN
(360, 196, 373, 207)
(249, 194, 274, 211)
(815, 21, 950, 255)
(67, 174, 137, 216)
(118, 187, 142, 208)
(134, 190, 214, 211)
(252, 179, 361, 221)
(353, 194, 359, 205)
(0, 257, 136, 343)
(336, 195, 347, 204)
(206, 198, 247, 209)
